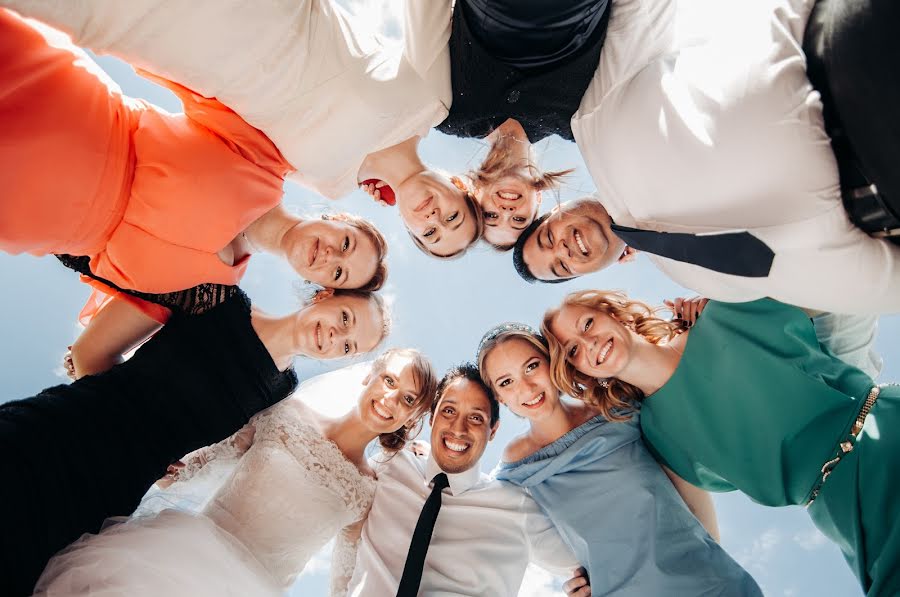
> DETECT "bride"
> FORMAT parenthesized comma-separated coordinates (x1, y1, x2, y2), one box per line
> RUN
(35, 349, 438, 596)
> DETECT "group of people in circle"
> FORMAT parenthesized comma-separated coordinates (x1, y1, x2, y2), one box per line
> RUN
(1, 0, 899, 595)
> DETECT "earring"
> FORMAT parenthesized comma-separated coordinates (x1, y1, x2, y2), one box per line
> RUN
(597, 378, 610, 389)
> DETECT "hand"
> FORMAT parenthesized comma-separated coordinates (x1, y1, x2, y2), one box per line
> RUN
(664, 296, 709, 327)
(617, 245, 638, 264)
(563, 567, 591, 596)
(155, 460, 185, 488)
(359, 179, 392, 206)
(407, 440, 430, 457)
(62, 346, 76, 381)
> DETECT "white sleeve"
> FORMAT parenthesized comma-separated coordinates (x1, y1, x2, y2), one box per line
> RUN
(172, 423, 255, 483)
(1, 0, 289, 100)
(523, 495, 580, 577)
(651, 218, 900, 315)
(330, 519, 366, 597)
(812, 312, 883, 379)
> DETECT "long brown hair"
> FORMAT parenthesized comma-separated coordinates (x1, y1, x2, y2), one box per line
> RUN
(371, 348, 439, 453)
(541, 290, 681, 421)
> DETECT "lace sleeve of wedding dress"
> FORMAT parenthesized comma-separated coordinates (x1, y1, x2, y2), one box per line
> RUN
(170, 423, 256, 484)
(329, 518, 366, 597)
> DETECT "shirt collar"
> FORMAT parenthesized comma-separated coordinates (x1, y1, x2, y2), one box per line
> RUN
(424, 453, 481, 496)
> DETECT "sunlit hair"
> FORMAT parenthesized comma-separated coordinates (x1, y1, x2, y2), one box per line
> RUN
(476, 328, 551, 394)
(471, 133, 573, 254)
(408, 177, 485, 260)
(370, 348, 439, 453)
(303, 289, 393, 354)
(541, 289, 681, 421)
(430, 362, 500, 427)
(322, 213, 388, 291)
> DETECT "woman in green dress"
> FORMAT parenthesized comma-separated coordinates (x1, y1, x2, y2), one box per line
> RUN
(541, 290, 899, 596)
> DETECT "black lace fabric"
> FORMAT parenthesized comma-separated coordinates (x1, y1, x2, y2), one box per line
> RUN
(55, 254, 237, 316)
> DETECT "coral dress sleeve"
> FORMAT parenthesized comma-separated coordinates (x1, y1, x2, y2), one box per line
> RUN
(86, 73, 289, 294)
(137, 70, 292, 177)
(78, 277, 172, 328)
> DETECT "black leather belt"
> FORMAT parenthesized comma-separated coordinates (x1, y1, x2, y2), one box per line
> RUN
(832, 128, 900, 242)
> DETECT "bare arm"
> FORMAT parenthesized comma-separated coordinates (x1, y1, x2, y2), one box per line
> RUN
(662, 465, 721, 542)
(70, 295, 162, 378)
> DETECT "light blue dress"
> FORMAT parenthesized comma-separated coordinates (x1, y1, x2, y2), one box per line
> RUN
(494, 414, 761, 596)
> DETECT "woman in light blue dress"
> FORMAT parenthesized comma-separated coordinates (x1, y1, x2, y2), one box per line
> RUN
(478, 323, 760, 596)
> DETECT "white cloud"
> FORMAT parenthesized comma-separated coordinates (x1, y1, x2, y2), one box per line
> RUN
(793, 528, 829, 551)
(736, 527, 781, 574)
(298, 541, 333, 579)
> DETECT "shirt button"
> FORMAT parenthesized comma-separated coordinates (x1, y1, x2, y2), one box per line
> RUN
(506, 90, 520, 104)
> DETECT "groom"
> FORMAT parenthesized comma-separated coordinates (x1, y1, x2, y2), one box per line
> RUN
(346, 363, 590, 597)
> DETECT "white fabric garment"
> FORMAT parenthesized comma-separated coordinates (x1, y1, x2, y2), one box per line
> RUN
(4, 0, 453, 199)
(35, 399, 376, 597)
(572, 0, 900, 314)
(347, 450, 578, 597)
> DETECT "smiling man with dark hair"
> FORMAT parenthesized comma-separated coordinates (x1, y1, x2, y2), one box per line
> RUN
(347, 363, 589, 597)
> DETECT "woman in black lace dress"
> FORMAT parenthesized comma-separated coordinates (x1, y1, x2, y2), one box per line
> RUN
(0, 278, 389, 596)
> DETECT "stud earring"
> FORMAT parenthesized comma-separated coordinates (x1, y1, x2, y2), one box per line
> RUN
(597, 378, 610, 389)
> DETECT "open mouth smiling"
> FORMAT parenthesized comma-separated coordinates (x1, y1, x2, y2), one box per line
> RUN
(573, 230, 589, 256)
(372, 401, 393, 420)
(521, 392, 545, 409)
(442, 437, 470, 454)
(596, 339, 613, 366)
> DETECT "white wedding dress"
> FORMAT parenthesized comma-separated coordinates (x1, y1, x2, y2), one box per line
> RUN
(34, 399, 376, 596)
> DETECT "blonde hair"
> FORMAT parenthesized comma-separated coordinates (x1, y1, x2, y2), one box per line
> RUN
(541, 290, 681, 421)
(303, 289, 392, 354)
(471, 133, 574, 251)
(470, 133, 573, 195)
(323, 213, 388, 291)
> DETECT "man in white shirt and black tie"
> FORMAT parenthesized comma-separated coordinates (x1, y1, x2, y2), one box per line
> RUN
(346, 363, 590, 597)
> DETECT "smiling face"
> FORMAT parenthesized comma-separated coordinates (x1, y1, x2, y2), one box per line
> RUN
(357, 352, 424, 434)
(548, 303, 635, 380)
(430, 378, 497, 474)
(395, 171, 479, 257)
(478, 173, 542, 248)
(522, 199, 625, 281)
(295, 293, 384, 359)
(284, 218, 379, 289)
(482, 337, 560, 422)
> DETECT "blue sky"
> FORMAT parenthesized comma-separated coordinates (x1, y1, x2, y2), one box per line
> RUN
(2, 7, 899, 595)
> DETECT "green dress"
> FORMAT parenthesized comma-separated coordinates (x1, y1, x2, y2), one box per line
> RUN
(640, 299, 899, 596)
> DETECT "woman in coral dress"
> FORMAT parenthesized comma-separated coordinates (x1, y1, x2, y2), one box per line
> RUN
(0, 9, 387, 295)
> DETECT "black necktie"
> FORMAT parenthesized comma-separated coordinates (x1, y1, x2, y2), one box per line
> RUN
(610, 224, 775, 278)
(396, 473, 450, 597)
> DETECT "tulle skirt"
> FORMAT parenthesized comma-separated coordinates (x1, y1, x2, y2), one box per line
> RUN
(34, 510, 282, 597)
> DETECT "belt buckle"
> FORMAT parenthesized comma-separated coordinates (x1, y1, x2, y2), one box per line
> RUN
(843, 183, 900, 238)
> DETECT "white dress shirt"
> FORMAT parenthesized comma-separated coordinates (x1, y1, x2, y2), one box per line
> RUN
(347, 450, 578, 597)
(5, 0, 453, 199)
(571, 0, 900, 314)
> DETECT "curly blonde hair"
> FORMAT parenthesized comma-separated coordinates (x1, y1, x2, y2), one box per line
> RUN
(541, 289, 682, 422)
